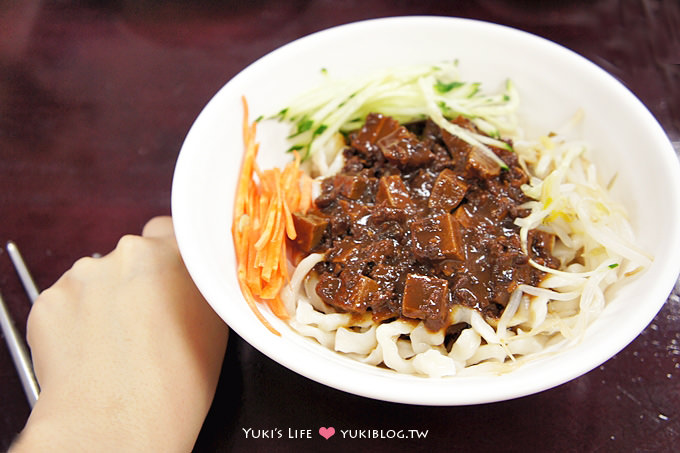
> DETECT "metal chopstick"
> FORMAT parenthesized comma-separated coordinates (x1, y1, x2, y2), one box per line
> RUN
(1, 241, 41, 407)
(0, 290, 39, 407)
(6, 241, 40, 304)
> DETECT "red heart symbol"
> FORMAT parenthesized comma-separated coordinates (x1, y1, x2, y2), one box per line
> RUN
(319, 426, 336, 439)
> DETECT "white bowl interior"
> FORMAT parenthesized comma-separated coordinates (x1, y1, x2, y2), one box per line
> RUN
(171, 16, 680, 405)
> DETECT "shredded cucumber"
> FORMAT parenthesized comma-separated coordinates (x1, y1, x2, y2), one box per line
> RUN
(272, 61, 519, 169)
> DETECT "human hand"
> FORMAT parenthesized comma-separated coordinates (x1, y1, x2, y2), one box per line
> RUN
(11, 216, 229, 452)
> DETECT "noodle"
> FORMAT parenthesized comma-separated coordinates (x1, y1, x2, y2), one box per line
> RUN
(238, 63, 651, 377)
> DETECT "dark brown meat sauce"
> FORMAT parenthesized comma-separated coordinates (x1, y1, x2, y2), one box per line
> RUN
(291, 113, 559, 332)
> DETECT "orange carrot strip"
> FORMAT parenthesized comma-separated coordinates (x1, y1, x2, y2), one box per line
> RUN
(278, 237, 290, 283)
(267, 295, 289, 319)
(246, 228, 263, 294)
(232, 96, 317, 335)
(282, 198, 296, 241)
(298, 172, 313, 213)
(234, 216, 250, 273)
(262, 204, 284, 282)
(262, 272, 285, 304)
(285, 151, 303, 209)
(233, 97, 280, 335)
(256, 184, 267, 230)
(238, 280, 280, 336)
(234, 116, 257, 219)
(254, 169, 281, 251)
(280, 159, 298, 240)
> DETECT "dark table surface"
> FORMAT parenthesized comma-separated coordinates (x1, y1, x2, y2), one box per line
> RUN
(1, 1, 679, 452)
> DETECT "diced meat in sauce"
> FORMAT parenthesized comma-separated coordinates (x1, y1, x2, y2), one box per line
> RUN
(350, 113, 401, 157)
(316, 269, 381, 315)
(376, 175, 412, 208)
(378, 126, 434, 168)
(292, 212, 328, 252)
(293, 113, 560, 332)
(466, 147, 501, 178)
(411, 213, 465, 261)
(428, 168, 468, 212)
(335, 174, 368, 200)
(402, 274, 449, 330)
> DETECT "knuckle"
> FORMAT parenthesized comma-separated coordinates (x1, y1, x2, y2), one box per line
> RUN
(116, 234, 151, 257)
(70, 255, 97, 274)
(116, 233, 161, 267)
(117, 233, 143, 250)
(142, 216, 173, 237)
(26, 288, 59, 347)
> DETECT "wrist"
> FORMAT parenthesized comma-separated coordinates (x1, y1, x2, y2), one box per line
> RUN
(10, 391, 175, 453)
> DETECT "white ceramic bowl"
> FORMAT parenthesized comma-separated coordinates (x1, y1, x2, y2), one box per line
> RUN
(171, 16, 680, 405)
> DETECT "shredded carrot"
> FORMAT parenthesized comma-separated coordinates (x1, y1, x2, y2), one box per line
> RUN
(232, 96, 312, 336)
(298, 171, 314, 213)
